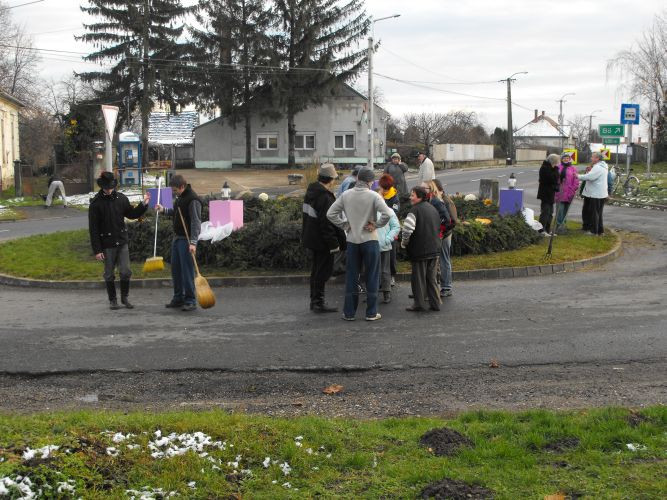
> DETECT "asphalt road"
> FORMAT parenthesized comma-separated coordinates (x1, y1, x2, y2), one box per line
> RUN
(1, 165, 665, 414)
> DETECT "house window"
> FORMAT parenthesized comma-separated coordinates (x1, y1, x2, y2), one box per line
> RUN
(295, 133, 315, 150)
(257, 133, 278, 150)
(334, 133, 355, 150)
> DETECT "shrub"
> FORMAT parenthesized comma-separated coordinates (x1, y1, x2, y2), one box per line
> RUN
(128, 196, 537, 271)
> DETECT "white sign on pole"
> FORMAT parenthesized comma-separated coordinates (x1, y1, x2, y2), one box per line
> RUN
(101, 105, 119, 140)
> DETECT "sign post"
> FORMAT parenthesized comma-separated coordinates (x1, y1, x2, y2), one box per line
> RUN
(101, 105, 119, 173)
(620, 104, 640, 176)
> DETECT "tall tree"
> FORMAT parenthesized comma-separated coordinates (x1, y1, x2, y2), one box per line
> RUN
(77, 0, 191, 168)
(190, 0, 272, 167)
(271, 0, 370, 167)
(0, 3, 41, 103)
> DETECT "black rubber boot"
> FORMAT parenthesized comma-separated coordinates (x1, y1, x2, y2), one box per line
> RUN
(106, 281, 121, 310)
(120, 280, 134, 309)
(312, 291, 337, 313)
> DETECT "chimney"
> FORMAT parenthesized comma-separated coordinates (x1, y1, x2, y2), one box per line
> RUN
(534, 109, 538, 120)
(541, 110, 545, 117)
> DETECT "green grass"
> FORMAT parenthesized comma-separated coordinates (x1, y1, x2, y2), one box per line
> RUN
(0, 208, 23, 221)
(0, 407, 664, 498)
(0, 221, 619, 280)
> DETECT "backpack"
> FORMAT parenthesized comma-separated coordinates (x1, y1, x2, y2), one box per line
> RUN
(607, 166, 616, 194)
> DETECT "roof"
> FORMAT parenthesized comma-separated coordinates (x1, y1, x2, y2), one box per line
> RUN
(195, 82, 388, 130)
(514, 114, 567, 138)
(0, 90, 26, 108)
(148, 111, 199, 145)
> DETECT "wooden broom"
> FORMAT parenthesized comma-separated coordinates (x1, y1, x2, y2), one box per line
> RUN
(178, 207, 216, 309)
(143, 177, 165, 272)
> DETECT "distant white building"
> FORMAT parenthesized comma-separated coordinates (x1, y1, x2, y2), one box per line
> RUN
(514, 110, 573, 150)
(0, 90, 24, 192)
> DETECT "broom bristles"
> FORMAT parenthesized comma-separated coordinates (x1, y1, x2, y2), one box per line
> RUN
(195, 275, 216, 309)
(142, 256, 165, 273)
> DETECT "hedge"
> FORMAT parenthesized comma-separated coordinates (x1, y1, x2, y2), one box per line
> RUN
(127, 196, 538, 271)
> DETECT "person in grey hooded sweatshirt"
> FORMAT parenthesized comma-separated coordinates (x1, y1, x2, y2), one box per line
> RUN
(327, 167, 394, 322)
(577, 151, 608, 235)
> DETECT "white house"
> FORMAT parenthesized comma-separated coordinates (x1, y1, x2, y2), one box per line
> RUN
(0, 90, 24, 192)
(514, 110, 573, 150)
(194, 84, 389, 168)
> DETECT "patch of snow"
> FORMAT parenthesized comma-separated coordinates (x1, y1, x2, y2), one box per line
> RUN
(22, 445, 59, 461)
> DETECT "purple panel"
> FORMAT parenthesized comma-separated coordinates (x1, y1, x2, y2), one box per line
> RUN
(147, 188, 173, 209)
(499, 188, 523, 216)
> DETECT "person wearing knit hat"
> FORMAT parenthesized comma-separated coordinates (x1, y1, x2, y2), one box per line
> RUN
(302, 163, 346, 313)
(327, 167, 394, 321)
(384, 153, 409, 201)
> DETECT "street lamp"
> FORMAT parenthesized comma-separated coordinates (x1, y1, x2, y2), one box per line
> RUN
(368, 14, 400, 170)
(556, 92, 575, 150)
(587, 109, 602, 142)
(499, 71, 527, 165)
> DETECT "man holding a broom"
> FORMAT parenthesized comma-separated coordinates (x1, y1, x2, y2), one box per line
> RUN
(156, 174, 202, 312)
(89, 171, 150, 310)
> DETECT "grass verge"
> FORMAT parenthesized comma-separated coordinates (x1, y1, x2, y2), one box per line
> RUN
(0, 221, 618, 281)
(0, 407, 664, 498)
(0, 208, 23, 222)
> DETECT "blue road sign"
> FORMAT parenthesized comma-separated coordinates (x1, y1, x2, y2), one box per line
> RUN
(620, 103, 640, 125)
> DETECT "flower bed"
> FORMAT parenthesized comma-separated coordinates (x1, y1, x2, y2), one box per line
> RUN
(127, 196, 539, 271)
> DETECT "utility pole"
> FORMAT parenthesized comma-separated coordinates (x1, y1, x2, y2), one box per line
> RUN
(499, 71, 527, 165)
(367, 14, 400, 170)
(586, 109, 601, 162)
(556, 92, 575, 151)
(647, 108, 653, 179)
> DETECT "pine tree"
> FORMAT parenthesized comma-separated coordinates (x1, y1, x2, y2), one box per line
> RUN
(190, 0, 272, 167)
(271, 0, 370, 167)
(77, 0, 191, 168)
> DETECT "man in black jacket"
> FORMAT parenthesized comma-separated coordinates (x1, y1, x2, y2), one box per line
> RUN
(302, 163, 345, 313)
(537, 153, 561, 234)
(401, 186, 441, 312)
(156, 175, 202, 312)
(88, 171, 150, 309)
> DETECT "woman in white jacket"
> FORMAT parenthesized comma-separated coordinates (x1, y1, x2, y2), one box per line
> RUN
(577, 151, 608, 235)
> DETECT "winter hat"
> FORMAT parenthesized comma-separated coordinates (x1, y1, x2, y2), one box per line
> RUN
(357, 167, 375, 183)
(391, 152, 401, 160)
(318, 163, 337, 179)
(97, 171, 117, 189)
(561, 152, 572, 159)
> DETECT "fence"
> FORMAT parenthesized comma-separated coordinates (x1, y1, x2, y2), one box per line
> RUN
(431, 144, 494, 162)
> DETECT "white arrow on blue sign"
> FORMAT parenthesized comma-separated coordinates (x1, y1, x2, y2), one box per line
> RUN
(620, 103, 640, 125)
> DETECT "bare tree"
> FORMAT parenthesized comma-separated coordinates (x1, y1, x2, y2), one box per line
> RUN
(401, 111, 488, 148)
(607, 10, 667, 152)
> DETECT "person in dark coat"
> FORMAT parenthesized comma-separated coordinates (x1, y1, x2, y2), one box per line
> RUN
(302, 164, 346, 313)
(88, 171, 150, 309)
(536, 153, 561, 234)
(384, 153, 409, 201)
(401, 186, 442, 312)
(156, 175, 203, 312)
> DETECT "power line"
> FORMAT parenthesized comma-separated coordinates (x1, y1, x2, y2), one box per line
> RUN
(0, 0, 44, 11)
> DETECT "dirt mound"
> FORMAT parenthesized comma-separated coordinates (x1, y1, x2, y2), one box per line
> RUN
(420, 478, 494, 499)
(419, 428, 473, 456)
(543, 437, 580, 452)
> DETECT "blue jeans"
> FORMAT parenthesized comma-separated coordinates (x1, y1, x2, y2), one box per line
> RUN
(171, 238, 196, 305)
(439, 235, 452, 292)
(344, 241, 380, 318)
(556, 202, 571, 226)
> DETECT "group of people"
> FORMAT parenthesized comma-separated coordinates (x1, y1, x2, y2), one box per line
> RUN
(537, 150, 609, 236)
(88, 172, 202, 311)
(302, 153, 456, 322)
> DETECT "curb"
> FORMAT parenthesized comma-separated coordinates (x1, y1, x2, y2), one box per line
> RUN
(0, 232, 623, 290)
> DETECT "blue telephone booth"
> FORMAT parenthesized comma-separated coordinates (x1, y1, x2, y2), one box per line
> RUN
(117, 132, 142, 186)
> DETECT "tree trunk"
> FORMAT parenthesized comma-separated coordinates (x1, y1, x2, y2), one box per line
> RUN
(244, 101, 251, 168)
(140, 0, 150, 171)
(287, 99, 296, 168)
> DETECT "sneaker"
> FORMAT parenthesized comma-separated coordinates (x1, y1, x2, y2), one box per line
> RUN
(181, 303, 197, 311)
(440, 289, 452, 298)
(342, 315, 355, 321)
(365, 313, 381, 321)
(165, 301, 184, 308)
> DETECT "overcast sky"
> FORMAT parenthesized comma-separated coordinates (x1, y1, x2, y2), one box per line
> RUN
(10, 0, 665, 137)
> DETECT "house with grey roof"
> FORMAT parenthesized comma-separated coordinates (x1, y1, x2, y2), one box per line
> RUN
(148, 111, 199, 169)
(193, 84, 389, 168)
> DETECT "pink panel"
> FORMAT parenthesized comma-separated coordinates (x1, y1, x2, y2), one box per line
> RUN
(209, 200, 244, 230)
